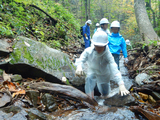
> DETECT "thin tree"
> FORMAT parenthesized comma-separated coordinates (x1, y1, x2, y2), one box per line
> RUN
(85, 0, 88, 20)
(134, 0, 159, 44)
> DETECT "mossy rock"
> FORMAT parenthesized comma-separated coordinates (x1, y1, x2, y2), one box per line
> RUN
(3, 36, 76, 84)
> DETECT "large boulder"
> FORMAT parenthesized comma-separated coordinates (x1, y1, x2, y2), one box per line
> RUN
(0, 36, 85, 86)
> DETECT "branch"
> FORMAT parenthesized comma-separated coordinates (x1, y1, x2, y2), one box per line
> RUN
(29, 4, 57, 26)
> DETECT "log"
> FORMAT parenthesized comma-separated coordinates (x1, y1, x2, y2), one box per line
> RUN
(29, 82, 98, 106)
(130, 106, 160, 120)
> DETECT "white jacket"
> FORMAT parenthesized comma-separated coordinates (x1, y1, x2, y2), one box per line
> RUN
(75, 46, 123, 85)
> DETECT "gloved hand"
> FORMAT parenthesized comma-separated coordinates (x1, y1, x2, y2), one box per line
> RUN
(119, 84, 130, 96)
(75, 65, 84, 76)
(86, 37, 88, 40)
(124, 58, 128, 63)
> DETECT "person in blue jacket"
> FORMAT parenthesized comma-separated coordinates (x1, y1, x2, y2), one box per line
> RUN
(83, 20, 92, 48)
(108, 21, 128, 70)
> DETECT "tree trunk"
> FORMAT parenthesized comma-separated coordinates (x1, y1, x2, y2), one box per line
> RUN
(134, 0, 159, 44)
(88, 0, 90, 19)
(85, 0, 88, 21)
(81, 0, 82, 24)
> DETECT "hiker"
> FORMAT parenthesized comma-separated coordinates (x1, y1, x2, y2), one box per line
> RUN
(126, 39, 133, 50)
(75, 30, 129, 99)
(94, 23, 100, 33)
(97, 18, 110, 35)
(108, 20, 128, 70)
(82, 20, 92, 48)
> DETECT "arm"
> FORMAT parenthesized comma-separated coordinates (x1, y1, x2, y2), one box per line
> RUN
(83, 25, 87, 38)
(121, 37, 127, 58)
(75, 49, 88, 76)
(105, 46, 129, 96)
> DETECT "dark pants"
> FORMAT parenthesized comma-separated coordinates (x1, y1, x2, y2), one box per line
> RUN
(112, 54, 120, 70)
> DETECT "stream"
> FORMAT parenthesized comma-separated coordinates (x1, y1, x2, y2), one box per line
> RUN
(55, 57, 142, 120)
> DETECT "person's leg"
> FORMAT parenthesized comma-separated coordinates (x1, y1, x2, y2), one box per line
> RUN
(85, 74, 97, 98)
(96, 75, 111, 98)
(112, 54, 120, 70)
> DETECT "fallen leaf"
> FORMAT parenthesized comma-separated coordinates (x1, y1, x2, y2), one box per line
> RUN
(12, 89, 26, 98)
(138, 92, 148, 100)
(3, 81, 17, 92)
(3, 71, 11, 81)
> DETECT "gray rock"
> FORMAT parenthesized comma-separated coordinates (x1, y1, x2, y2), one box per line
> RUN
(135, 73, 151, 86)
(0, 91, 12, 107)
(26, 108, 47, 120)
(41, 93, 58, 112)
(103, 93, 136, 106)
(11, 74, 22, 82)
(26, 90, 39, 107)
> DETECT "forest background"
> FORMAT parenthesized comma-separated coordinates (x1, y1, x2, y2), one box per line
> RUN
(0, 0, 160, 48)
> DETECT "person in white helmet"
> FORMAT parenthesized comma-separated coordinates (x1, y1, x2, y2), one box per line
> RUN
(75, 30, 129, 99)
(108, 20, 128, 70)
(94, 23, 100, 33)
(126, 39, 133, 50)
(97, 18, 111, 35)
(82, 20, 92, 48)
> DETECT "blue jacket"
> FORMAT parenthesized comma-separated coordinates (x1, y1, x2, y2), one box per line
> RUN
(108, 33, 127, 58)
(83, 24, 90, 39)
(94, 28, 97, 33)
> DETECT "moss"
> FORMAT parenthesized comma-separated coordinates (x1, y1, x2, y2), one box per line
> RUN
(23, 46, 34, 64)
(36, 59, 45, 69)
(10, 48, 22, 64)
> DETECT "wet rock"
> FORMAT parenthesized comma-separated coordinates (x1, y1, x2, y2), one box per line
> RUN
(135, 73, 151, 86)
(13, 100, 26, 108)
(1, 105, 21, 114)
(26, 90, 39, 107)
(26, 108, 47, 120)
(41, 93, 58, 112)
(0, 91, 12, 107)
(103, 93, 136, 106)
(151, 91, 160, 100)
(0, 105, 28, 120)
(0, 111, 13, 120)
(11, 74, 22, 82)
(61, 108, 138, 120)
(0, 38, 11, 56)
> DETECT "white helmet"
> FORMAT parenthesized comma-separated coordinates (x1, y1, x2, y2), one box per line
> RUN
(110, 21, 120, 28)
(100, 18, 109, 25)
(126, 39, 131, 45)
(96, 23, 100, 27)
(86, 19, 92, 24)
(92, 31, 108, 46)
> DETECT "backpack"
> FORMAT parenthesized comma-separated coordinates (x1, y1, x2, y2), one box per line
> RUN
(80, 26, 83, 36)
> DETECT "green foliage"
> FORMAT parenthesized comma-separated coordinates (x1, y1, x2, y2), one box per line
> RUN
(0, 0, 80, 49)
(139, 39, 159, 49)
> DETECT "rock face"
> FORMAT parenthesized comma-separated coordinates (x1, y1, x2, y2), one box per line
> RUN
(103, 94, 136, 106)
(0, 36, 85, 86)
